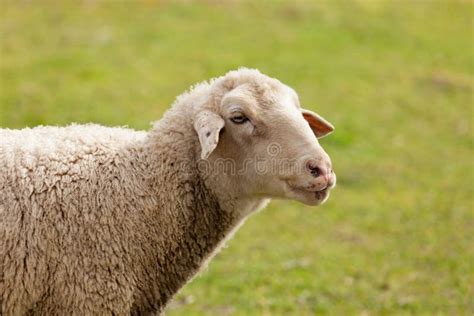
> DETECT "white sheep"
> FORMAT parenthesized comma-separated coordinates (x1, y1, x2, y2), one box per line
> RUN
(0, 68, 336, 315)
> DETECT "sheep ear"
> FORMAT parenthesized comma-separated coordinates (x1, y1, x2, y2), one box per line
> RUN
(194, 110, 225, 159)
(301, 109, 334, 138)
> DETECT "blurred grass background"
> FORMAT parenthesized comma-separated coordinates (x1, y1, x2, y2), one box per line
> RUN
(0, 0, 472, 315)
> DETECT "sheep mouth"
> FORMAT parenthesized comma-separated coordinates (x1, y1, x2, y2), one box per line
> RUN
(286, 183, 330, 202)
(292, 185, 328, 196)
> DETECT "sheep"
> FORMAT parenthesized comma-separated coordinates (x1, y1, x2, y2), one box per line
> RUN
(0, 68, 336, 315)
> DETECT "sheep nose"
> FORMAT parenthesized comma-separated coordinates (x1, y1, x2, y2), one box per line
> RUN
(306, 160, 331, 183)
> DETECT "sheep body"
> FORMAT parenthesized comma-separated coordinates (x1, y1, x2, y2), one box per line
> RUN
(1, 116, 245, 314)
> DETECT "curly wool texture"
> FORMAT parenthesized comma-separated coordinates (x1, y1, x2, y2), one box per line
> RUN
(0, 70, 275, 315)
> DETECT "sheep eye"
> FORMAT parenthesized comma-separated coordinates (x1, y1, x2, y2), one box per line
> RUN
(230, 115, 248, 124)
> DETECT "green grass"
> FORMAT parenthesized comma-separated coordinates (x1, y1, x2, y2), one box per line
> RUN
(1, 1, 472, 315)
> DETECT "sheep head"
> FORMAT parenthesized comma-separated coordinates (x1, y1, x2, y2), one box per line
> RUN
(193, 69, 336, 206)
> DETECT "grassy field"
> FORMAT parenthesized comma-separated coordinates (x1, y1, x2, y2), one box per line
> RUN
(1, 1, 472, 315)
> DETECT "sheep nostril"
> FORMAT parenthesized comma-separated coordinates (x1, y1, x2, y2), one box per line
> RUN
(306, 161, 321, 178)
(311, 167, 321, 178)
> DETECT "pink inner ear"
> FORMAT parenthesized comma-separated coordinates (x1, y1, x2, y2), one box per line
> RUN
(302, 112, 334, 138)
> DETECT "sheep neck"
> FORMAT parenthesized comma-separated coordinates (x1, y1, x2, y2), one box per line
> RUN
(131, 122, 267, 312)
